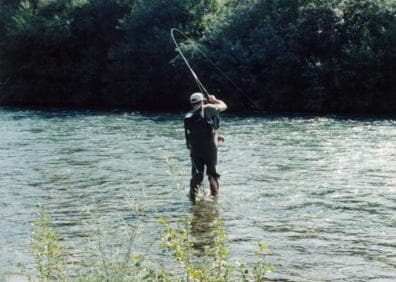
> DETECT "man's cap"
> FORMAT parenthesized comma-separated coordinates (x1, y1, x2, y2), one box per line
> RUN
(190, 92, 205, 104)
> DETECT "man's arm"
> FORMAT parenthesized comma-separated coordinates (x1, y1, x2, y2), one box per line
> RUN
(207, 95, 227, 112)
(184, 119, 191, 149)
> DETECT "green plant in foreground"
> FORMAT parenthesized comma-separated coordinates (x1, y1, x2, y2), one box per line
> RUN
(238, 242, 275, 282)
(30, 207, 273, 281)
(160, 216, 273, 281)
(31, 207, 67, 281)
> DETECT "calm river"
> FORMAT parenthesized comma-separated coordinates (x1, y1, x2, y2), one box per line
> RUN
(0, 109, 395, 281)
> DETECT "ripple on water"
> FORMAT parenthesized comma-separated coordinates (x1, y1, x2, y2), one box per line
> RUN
(0, 111, 396, 280)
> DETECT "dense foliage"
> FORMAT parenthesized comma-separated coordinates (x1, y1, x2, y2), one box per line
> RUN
(0, 0, 395, 114)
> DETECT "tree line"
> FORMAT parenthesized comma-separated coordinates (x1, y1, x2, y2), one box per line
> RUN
(0, 0, 395, 114)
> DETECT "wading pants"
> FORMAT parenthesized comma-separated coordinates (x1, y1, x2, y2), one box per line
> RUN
(190, 144, 220, 196)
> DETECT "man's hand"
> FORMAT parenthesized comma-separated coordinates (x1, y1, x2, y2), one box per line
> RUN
(217, 135, 225, 142)
(208, 95, 217, 103)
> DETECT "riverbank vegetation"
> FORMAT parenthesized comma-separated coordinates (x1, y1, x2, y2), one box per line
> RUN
(0, 0, 395, 114)
(26, 207, 273, 281)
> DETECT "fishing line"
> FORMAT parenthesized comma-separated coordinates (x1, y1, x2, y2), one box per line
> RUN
(170, 28, 260, 111)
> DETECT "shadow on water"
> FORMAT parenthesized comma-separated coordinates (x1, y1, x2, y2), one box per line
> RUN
(189, 199, 220, 257)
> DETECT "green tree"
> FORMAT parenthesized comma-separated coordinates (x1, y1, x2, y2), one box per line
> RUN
(0, 0, 395, 114)
(180, 0, 396, 114)
(68, 0, 131, 106)
(0, 0, 75, 106)
(0, 0, 132, 107)
(336, 0, 396, 114)
(108, 0, 220, 110)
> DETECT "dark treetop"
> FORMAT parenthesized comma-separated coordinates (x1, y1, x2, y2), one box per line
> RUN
(0, 0, 395, 114)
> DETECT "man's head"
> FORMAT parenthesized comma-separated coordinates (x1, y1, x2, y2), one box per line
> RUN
(190, 92, 205, 108)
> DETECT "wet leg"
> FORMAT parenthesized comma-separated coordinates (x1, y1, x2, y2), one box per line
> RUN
(206, 147, 220, 196)
(208, 175, 219, 196)
(207, 163, 220, 196)
(190, 158, 204, 200)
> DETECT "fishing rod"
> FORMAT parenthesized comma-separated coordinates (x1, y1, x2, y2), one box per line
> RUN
(170, 28, 261, 112)
(170, 28, 209, 99)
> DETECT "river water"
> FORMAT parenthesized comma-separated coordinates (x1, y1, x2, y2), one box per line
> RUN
(0, 109, 395, 281)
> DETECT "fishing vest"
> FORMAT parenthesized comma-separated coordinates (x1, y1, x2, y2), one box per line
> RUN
(184, 109, 218, 148)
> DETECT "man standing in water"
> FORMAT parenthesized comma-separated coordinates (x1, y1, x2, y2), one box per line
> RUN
(184, 92, 227, 200)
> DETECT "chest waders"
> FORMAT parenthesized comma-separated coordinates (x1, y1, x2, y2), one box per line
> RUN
(184, 110, 220, 199)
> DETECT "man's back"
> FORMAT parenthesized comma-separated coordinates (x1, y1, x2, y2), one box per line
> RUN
(184, 109, 216, 148)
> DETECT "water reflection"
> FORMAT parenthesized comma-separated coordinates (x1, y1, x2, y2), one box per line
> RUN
(190, 200, 220, 257)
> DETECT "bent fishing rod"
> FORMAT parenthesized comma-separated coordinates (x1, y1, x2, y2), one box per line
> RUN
(170, 28, 260, 111)
(171, 28, 210, 100)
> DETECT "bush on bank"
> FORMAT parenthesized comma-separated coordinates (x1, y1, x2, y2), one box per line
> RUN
(0, 0, 395, 114)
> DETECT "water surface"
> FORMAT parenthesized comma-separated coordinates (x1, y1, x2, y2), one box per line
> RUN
(0, 109, 395, 280)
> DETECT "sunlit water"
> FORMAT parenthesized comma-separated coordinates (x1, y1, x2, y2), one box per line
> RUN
(0, 109, 395, 281)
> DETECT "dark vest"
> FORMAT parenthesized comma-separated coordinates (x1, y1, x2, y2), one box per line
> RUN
(184, 110, 216, 148)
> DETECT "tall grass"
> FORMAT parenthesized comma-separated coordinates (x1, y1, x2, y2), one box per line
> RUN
(31, 206, 67, 281)
(27, 206, 273, 281)
(159, 216, 274, 281)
